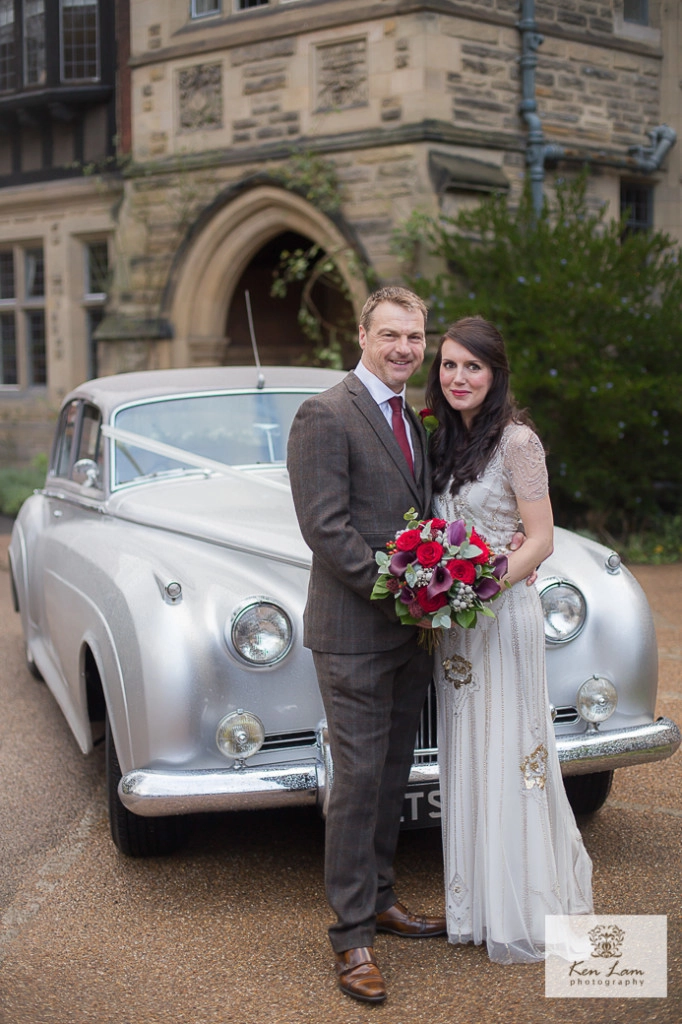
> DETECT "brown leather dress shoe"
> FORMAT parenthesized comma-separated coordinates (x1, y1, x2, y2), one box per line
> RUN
(376, 900, 447, 937)
(334, 946, 387, 1003)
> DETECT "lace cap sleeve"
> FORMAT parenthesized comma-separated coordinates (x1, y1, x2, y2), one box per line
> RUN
(502, 424, 548, 502)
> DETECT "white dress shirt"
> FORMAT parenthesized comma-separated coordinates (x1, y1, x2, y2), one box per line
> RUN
(354, 360, 415, 459)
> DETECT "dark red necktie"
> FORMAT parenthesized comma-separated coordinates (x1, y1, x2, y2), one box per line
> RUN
(388, 396, 414, 475)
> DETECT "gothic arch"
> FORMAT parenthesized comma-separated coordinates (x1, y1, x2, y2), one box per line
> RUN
(167, 183, 368, 367)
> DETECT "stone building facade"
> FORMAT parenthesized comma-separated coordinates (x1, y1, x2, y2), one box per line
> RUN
(0, 0, 118, 462)
(100, 0, 680, 378)
(0, 0, 680, 459)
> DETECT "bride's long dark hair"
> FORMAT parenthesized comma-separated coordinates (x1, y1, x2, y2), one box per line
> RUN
(425, 317, 532, 495)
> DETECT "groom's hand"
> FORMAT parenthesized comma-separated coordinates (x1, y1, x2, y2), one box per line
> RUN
(509, 530, 539, 586)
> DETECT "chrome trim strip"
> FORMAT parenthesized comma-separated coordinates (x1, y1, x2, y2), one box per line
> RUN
(119, 717, 680, 816)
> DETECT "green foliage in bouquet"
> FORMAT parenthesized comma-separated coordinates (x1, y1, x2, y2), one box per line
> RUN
(394, 176, 682, 535)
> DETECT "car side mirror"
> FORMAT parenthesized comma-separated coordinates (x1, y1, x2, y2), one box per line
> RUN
(72, 458, 101, 489)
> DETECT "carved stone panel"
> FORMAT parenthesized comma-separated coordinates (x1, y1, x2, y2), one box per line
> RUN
(315, 38, 368, 112)
(178, 63, 223, 133)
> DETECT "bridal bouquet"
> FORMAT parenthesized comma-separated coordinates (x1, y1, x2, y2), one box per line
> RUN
(370, 507, 508, 633)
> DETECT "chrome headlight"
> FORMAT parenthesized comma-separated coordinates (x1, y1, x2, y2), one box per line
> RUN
(576, 676, 618, 724)
(216, 709, 265, 760)
(539, 579, 586, 644)
(229, 599, 293, 665)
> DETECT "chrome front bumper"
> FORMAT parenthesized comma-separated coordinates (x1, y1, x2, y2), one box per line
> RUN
(119, 716, 680, 817)
(556, 716, 680, 776)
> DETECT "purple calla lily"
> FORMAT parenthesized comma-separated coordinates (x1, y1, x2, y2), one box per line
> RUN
(399, 586, 416, 604)
(426, 563, 453, 600)
(389, 549, 418, 576)
(492, 554, 508, 579)
(446, 519, 467, 547)
(474, 576, 502, 600)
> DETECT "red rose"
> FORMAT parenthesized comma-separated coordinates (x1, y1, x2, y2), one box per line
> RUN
(428, 518, 447, 532)
(469, 528, 490, 564)
(446, 559, 476, 584)
(416, 587, 448, 613)
(419, 408, 434, 419)
(396, 528, 422, 551)
(416, 541, 444, 567)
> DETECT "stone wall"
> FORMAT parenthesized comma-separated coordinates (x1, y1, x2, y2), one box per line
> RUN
(130, 2, 664, 162)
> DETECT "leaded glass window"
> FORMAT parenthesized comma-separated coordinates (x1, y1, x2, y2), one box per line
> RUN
(23, 0, 46, 86)
(61, 0, 99, 81)
(0, 0, 15, 92)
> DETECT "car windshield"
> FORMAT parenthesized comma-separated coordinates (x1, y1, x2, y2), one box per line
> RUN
(111, 390, 313, 486)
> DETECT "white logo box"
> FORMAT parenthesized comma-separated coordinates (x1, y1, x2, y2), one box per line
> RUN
(545, 915, 667, 999)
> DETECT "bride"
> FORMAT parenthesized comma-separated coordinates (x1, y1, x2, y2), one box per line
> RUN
(425, 317, 593, 964)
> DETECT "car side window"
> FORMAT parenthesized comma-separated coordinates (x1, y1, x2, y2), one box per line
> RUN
(76, 404, 103, 477)
(51, 401, 80, 479)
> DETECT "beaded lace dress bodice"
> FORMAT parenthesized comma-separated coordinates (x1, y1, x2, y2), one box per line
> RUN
(434, 422, 548, 552)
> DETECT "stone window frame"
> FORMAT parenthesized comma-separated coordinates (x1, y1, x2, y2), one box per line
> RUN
(82, 237, 109, 379)
(614, 0, 660, 43)
(0, 241, 47, 389)
(190, 0, 221, 18)
(189, 0, 303, 20)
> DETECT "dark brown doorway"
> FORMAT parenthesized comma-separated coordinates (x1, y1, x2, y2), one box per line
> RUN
(224, 230, 358, 368)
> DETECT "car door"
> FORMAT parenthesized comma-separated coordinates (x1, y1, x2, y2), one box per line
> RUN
(38, 401, 104, 711)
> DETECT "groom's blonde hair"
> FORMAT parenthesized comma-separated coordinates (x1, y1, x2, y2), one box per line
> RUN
(360, 287, 428, 332)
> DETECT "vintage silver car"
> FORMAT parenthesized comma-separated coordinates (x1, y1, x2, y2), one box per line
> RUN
(9, 366, 680, 856)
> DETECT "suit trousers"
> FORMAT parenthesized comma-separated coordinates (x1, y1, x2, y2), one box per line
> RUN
(313, 638, 433, 952)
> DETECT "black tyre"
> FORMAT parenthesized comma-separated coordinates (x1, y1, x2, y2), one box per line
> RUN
(105, 713, 186, 857)
(563, 770, 614, 815)
(26, 644, 44, 681)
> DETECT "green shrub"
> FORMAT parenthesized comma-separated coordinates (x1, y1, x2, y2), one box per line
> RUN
(394, 177, 682, 535)
(0, 454, 47, 516)
(620, 516, 682, 564)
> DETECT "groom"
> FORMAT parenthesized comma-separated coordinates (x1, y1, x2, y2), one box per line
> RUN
(287, 286, 444, 1005)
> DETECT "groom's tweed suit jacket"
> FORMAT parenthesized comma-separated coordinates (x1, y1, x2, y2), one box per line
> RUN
(287, 370, 432, 654)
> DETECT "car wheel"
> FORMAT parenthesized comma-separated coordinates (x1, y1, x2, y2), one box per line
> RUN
(26, 644, 44, 681)
(105, 713, 186, 857)
(563, 770, 614, 815)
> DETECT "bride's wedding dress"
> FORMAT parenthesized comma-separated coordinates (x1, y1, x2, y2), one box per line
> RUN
(433, 423, 593, 964)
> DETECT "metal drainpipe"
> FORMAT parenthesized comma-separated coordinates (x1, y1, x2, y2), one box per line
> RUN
(517, 0, 563, 216)
(629, 124, 677, 173)
(517, 0, 675, 213)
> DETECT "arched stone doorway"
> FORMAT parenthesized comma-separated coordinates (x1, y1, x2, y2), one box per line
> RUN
(225, 229, 358, 368)
(168, 184, 367, 370)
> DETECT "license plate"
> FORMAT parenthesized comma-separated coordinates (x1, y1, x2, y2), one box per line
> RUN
(400, 783, 441, 829)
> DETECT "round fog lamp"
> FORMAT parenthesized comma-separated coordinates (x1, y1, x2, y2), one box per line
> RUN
(576, 676, 618, 724)
(216, 709, 265, 760)
(230, 600, 293, 665)
(539, 581, 586, 643)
